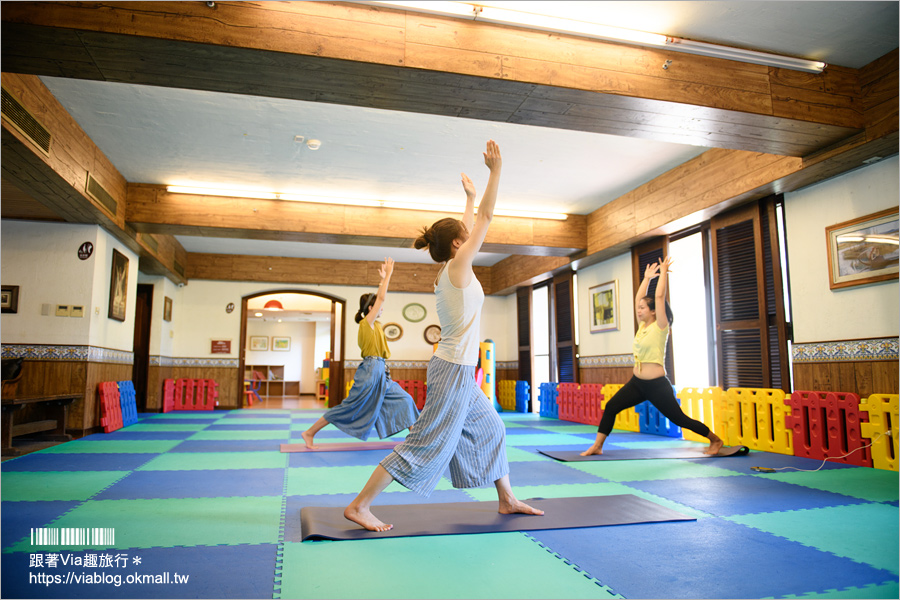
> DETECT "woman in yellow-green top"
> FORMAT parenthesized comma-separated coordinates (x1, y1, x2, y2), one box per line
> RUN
(581, 256, 724, 456)
(301, 258, 419, 449)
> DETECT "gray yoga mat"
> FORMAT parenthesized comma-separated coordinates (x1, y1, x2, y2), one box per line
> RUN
(538, 445, 750, 462)
(297, 494, 695, 541)
(280, 440, 401, 453)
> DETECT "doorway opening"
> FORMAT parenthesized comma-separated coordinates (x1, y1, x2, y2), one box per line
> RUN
(239, 290, 345, 410)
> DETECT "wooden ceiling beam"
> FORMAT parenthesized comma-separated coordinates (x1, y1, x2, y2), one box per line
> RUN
(1, 1, 863, 156)
(126, 184, 587, 257)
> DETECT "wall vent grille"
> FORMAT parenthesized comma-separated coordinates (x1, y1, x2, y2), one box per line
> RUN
(85, 173, 118, 216)
(1, 87, 51, 155)
(141, 233, 159, 252)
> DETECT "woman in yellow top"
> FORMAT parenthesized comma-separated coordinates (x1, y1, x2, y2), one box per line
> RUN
(301, 257, 419, 449)
(581, 256, 724, 456)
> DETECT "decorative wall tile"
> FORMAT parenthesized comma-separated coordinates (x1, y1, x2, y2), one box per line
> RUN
(792, 338, 899, 363)
(1, 344, 133, 364)
(579, 354, 634, 368)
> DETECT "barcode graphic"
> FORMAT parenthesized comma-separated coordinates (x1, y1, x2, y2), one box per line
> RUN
(30, 528, 115, 546)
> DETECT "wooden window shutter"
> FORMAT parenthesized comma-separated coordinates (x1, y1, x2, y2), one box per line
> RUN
(632, 239, 675, 382)
(516, 286, 533, 384)
(710, 197, 789, 390)
(552, 271, 578, 383)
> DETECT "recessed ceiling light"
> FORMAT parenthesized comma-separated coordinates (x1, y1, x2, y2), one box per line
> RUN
(307, 139, 321, 150)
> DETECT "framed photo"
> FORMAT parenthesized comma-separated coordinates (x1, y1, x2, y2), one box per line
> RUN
(383, 322, 403, 342)
(423, 324, 442, 344)
(589, 280, 619, 333)
(249, 336, 268, 351)
(163, 296, 173, 322)
(1, 285, 19, 314)
(402, 302, 426, 323)
(826, 207, 899, 290)
(272, 336, 291, 351)
(108, 249, 129, 322)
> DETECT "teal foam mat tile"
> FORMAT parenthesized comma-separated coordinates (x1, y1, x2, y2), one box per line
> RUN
(760, 467, 899, 503)
(138, 451, 286, 471)
(1, 471, 129, 501)
(187, 430, 290, 441)
(728, 502, 899, 575)
(285, 465, 452, 496)
(37, 440, 184, 454)
(565, 458, 743, 482)
(772, 580, 900, 598)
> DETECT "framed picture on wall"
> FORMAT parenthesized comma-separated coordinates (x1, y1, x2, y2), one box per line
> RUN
(1, 285, 19, 314)
(589, 280, 619, 333)
(272, 336, 291, 351)
(826, 207, 899, 290)
(163, 296, 173, 322)
(108, 249, 128, 322)
(250, 336, 268, 351)
(383, 323, 402, 341)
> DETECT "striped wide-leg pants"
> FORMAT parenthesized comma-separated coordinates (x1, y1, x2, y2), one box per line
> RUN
(380, 356, 509, 497)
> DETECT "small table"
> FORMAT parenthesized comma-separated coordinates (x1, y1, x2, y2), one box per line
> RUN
(1, 394, 81, 456)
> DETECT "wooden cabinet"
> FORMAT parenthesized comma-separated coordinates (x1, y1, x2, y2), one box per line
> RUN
(244, 365, 300, 399)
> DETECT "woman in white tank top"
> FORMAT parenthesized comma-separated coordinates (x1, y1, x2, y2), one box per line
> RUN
(343, 140, 544, 532)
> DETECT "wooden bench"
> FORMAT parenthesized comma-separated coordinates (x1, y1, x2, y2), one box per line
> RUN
(2, 394, 81, 456)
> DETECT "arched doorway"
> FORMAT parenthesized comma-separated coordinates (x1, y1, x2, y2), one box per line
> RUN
(239, 289, 346, 409)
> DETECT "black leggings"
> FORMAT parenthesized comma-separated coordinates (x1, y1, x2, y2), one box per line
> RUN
(597, 375, 711, 438)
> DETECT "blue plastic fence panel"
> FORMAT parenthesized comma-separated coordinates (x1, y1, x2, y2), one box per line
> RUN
(515, 380, 530, 413)
(117, 380, 139, 427)
(538, 383, 559, 418)
(635, 391, 681, 438)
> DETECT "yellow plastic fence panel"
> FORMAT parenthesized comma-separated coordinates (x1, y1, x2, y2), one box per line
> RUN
(601, 383, 640, 432)
(859, 394, 899, 472)
(679, 387, 728, 444)
(498, 380, 517, 411)
(345, 380, 354, 397)
(725, 388, 793, 455)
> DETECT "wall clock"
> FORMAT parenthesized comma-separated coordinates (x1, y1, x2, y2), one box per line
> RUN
(402, 302, 426, 323)
(423, 324, 442, 344)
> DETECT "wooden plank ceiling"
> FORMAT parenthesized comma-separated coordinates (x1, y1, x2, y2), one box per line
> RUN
(1, 1, 896, 294)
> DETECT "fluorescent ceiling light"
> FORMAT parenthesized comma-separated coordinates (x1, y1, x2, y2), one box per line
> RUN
(166, 186, 567, 220)
(358, 1, 826, 73)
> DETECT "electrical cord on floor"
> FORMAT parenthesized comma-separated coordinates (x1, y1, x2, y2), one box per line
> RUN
(750, 429, 892, 473)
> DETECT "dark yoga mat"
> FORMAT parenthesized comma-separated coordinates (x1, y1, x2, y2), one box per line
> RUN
(297, 494, 695, 541)
(538, 445, 750, 462)
(280, 440, 401, 453)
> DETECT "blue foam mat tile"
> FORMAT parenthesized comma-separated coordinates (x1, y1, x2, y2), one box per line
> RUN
(90, 432, 197, 441)
(627, 474, 868, 517)
(204, 423, 291, 431)
(1, 543, 278, 599)
(504, 426, 565, 435)
(290, 429, 359, 440)
(220, 412, 292, 419)
(689, 452, 859, 473)
(283, 489, 477, 542)
(508, 460, 609, 486)
(93, 468, 287, 500)
(168, 440, 284, 453)
(2, 501, 82, 550)
(0, 453, 158, 472)
(135, 418, 219, 425)
(287, 449, 395, 468)
(527, 517, 897, 599)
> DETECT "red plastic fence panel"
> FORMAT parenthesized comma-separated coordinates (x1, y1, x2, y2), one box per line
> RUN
(785, 390, 872, 467)
(99, 381, 123, 433)
(581, 384, 604, 427)
(174, 378, 196, 410)
(396, 380, 427, 411)
(162, 379, 175, 413)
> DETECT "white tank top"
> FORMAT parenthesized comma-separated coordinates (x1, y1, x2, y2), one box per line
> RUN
(434, 259, 484, 366)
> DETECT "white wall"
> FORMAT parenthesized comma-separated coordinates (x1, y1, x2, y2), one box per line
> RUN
(1, 221, 138, 351)
(136, 273, 178, 357)
(575, 252, 635, 358)
(784, 156, 899, 343)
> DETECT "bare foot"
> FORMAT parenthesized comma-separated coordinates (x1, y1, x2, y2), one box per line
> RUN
(300, 430, 318, 450)
(704, 435, 724, 455)
(499, 498, 544, 516)
(344, 505, 393, 532)
(579, 445, 603, 457)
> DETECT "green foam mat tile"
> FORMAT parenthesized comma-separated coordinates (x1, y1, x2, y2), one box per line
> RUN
(1, 471, 129, 501)
(534, 423, 599, 434)
(38, 440, 184, 454)
(760, 468, 899, 503)
(214, 418, 295, 426)
(462, 481, 710, 519)
(564, 458, 743, 482)
(504, 433, 593, 447)
(142, 413, 223, 420)
(505, 447, 553, 462)
(188, 430, 289, 441)
(772, 580, 900, 599)
(7, 496, 283, 552)
(285, 465, 452, 496)
(117, 422, 211, 432)
(138, 451, 286, 471)
(279, 533, 621, 599)
(728, 503, 899, 575)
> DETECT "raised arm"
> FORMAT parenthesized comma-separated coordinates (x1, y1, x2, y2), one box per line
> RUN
(460, 172, 476, 233)
(365, 257, 394, 326)
(635, 261, 659, 314)
(450, 140, 501, 286)
(654, 256, 673, 329)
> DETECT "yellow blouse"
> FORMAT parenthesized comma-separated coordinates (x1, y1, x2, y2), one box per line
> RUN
(358, 320, 390, 359)
(633, 321, 668, 371)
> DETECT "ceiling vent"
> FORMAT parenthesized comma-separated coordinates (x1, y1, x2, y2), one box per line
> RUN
(84, 173, 118, 216)
(140, 233, 159, 252)
(173, 260, 185, 277)
(1, 86, 52, 156)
